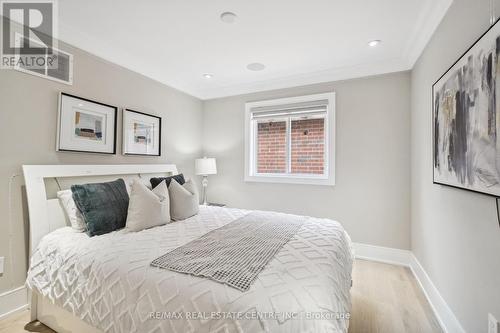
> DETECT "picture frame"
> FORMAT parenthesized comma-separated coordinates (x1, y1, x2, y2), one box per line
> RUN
(122, 109, 162, 156)
(57, 93, 117, 154)
(432, 18, 500, 197)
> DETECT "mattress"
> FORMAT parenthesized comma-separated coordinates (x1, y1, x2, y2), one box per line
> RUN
(27, 206, 354, 333)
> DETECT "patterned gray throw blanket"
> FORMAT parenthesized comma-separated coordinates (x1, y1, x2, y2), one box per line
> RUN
(151, 211, 306, 291)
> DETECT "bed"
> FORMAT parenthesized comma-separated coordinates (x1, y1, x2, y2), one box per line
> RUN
(23, 164, 353, 333)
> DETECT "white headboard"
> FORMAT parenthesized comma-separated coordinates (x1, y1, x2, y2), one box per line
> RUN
(23, 164, 178, 255)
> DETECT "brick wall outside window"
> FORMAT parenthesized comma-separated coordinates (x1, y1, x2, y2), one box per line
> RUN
(256, 118, 325, 175)
(257, 121, 287, 173)
(291, 118, 325, 174)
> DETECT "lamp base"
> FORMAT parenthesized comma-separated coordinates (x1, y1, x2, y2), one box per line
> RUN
(202, 175, 208, 205)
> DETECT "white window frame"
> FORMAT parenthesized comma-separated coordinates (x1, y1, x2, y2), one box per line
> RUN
(245, 92, 335, 186)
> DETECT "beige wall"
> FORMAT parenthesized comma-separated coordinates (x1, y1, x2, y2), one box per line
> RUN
(411, 0, 500, 332)
(202, 71, 411, 250)
(0, 42, 203, 293)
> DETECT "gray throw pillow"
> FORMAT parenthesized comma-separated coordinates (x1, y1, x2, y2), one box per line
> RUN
(126, 180, 170, 232)
(169, 179, 199, 221)
(71, 179, 129, 237)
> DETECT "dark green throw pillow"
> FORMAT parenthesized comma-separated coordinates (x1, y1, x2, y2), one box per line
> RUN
(71, 179, 129, 237)
(150, 173, 185, 189)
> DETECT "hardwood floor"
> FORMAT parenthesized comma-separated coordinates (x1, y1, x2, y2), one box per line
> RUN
(0, 259, 442, 333)
(0, 310, 54, 333)
(350, 260, 442, 333)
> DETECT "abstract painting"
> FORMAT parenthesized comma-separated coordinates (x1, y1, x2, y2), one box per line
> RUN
(122, 109, 161, 156)
(133, 122, 152, 145)
(433, 20, 500, 196)
(57, 93, 117, 154)
(74, 111, 103, 141)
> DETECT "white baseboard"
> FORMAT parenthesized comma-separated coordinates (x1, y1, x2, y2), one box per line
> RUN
(353, 242, 466, 333)
(353, 242, 412, 266)
(408, 254, 466, 333)
(0, 286, 29, 321)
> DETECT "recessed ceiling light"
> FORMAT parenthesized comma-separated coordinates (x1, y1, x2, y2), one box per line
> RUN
(203, 73, 214, 79)
(247, 63, 266, 71)
(78, 103, 83, 107)
(368, 40, 381, 47)
(220, 12, 237, 24)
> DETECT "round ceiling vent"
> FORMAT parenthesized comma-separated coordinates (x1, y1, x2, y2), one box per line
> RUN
(246, 63, 266, 71)
(220, 12, 237, 24)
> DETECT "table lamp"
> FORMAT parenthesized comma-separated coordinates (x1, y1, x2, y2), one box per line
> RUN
(195, 157, 217, 205)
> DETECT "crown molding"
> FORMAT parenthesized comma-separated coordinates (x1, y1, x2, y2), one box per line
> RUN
(197, 0, 452, 100)
(197, 58, 410, 100)
(56, 1, 452, 100)
(402, 0, 453, 68)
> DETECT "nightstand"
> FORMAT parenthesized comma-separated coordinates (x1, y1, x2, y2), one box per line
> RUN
(206, 203, 226, 207)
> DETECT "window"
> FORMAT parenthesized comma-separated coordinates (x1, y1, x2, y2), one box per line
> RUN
(245, 92, 335, 185)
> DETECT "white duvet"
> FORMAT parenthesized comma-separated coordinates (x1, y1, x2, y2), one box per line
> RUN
(27, 206, 353, 333)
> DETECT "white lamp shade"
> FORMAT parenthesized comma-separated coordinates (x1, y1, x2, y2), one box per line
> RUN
(195, 157, 217, 175)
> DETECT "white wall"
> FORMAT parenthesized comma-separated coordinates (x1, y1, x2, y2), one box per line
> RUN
(203, 72, 411, 249)
(411, 0, 500, 332)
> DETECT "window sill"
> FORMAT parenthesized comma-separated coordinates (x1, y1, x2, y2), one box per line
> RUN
(244, 174, 335, 186)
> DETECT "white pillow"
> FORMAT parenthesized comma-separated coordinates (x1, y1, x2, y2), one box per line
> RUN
(126, 179, 171, 232)
(125, 177, 152, 195)
(57, 190, 86, 231)
(169, 179, 199, 221)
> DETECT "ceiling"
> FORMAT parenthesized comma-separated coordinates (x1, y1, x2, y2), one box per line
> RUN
(57, 0, 452, 100)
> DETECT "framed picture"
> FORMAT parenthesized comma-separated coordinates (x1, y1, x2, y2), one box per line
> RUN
(122, 109, 161, 156)
(433, 19, 500, 197)
(57, 93, 117, 154)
